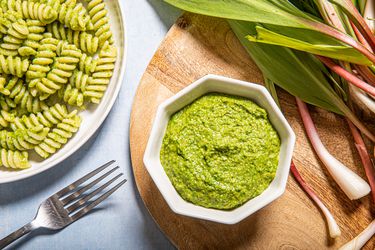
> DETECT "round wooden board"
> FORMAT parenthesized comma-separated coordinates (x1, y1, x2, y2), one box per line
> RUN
(130, 13, 374, 249)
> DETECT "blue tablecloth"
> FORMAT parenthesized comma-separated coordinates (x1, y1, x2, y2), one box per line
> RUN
(0, 1, 181, 249)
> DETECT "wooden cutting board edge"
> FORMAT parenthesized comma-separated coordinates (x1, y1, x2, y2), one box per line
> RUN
(129, 13, 374, 249)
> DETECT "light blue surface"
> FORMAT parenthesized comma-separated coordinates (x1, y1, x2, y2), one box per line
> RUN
(0, 1, 181, 249)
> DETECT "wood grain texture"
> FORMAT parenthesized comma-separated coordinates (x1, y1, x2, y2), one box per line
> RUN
(129, 13, 374, 249)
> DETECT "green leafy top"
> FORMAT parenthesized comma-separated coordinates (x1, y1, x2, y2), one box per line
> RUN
(165, 0, 373, 65)
(230, 20, 345, 114)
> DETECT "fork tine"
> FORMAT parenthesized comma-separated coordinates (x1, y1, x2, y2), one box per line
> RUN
(71, 179, 127, 221)
(61, 166, 120, 206)
(55, 160, 115, 197)
(66, 173, 123, 213)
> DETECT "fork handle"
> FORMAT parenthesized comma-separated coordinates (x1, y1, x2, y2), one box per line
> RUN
(0, 221, 38, 249)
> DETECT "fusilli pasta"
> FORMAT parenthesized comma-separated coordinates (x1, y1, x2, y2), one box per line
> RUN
(84, 41, 115, 103)
(57, 0, 92, 31)
(13, 0, 58, 24)
(47, 22, 99, 54)
(0, 18, 29, 56)
(86, 0, 113, 47)
(35, 115, 81, 158)
(0, 110, 13, 129)
(0, 0, 117, 169)
(3, 77, 47, 113)
(0, 125, 50, 151)
(0, 148, 30, 169)
(0, 55, 29, 77)
(18, 20, 46, 56)
(10, 103, 71, 131)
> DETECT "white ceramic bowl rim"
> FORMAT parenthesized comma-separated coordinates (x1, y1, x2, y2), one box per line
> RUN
(143, 74, 296, 224)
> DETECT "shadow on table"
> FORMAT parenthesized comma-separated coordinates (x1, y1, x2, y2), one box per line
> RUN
(146, 0, 181, 28)
(127, 146, 175, 249)
(0, 131, 99, 206)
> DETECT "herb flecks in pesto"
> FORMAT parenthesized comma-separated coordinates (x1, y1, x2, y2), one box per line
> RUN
(160, 93, 280, 210)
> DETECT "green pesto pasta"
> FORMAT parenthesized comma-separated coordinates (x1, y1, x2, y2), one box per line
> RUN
(47, 21, 99, 54)
(19, 20, 46, 56)
(34, 115, 81, 158)
(0, 0, 117, 170)
(2, 77, 47, 113)
(0, 18, 29, 56)
(0, 55, 30, 77)
(0, 148, 30, 169)
(0, 109, 13, 128)
(0, 125, 50, 151)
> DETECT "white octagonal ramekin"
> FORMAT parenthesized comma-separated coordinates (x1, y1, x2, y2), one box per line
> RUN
(143, 74, 295, 224)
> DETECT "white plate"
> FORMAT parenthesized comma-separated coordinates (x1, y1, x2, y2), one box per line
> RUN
(0, 0, 127, 184)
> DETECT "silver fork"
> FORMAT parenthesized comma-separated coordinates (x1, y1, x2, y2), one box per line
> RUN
(0, 160, 126, 249)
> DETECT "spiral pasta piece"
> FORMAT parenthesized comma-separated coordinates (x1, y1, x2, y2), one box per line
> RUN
(0, 110, 14, 129)
(18, 20, 46, 56)
(37, 41, 81, 96)
(47, 22, 99, 54)
(11, 0, 58, 24)
(3, 77, 47, 113)
(35, 115, 81, 158)
(58, 0, 91, 31)
(59, 84, 84, 107)
(0, 95, 18, 112)
(0, 125, 50, 151)
(0, 10, 20, 27)
(69, 69, 89, 91)
(10, 103, 70, 131)
(58, 69, 88, 106)
(79, 53, 97, 74)
(0, 75, 8, 95)
(0, 148, 30, 169)
(0, 95, 17, 110)
(0, 55, 29, 77)
(86, 0, 113, 47)
(0, 18, 29, 56)
(0, 9, 9, 37)
(1, 0, 19, 12)
(45, 0, 60, 10)
(84, 41, 116, 103)
(26, 35, 58, 87)
(0, 6, 22, 19)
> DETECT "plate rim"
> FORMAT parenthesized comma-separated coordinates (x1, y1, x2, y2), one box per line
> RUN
(0, 0, 128, 184)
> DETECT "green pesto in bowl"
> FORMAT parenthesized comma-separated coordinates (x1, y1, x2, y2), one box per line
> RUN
(160, 93, 280, 210)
